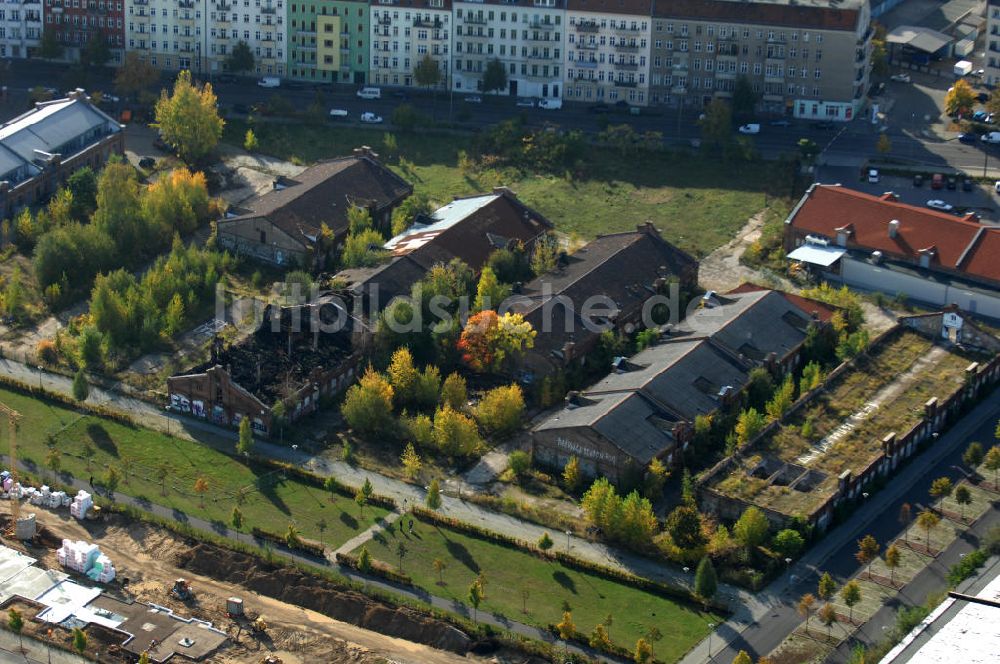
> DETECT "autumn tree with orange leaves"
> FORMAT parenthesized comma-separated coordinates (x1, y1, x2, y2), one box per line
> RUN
(457, 310, 536, 373)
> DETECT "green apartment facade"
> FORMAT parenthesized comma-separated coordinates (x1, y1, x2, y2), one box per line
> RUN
(288, 0, 370, 84)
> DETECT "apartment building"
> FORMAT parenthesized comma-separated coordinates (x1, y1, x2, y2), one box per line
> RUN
(369, 0, 450, 89)
(987, 0, 1000, 87)
(452, 0, 564, 99)
(44, 0, 124, 63)
(564, 0, 651, 106)
(649, 0, 872, 121)
(0, 0, 43, 58)
(288, 0, 368, 84)
(125, 0, 284, 76)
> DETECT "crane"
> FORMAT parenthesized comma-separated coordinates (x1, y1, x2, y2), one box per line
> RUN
(0, 401, 21, 531)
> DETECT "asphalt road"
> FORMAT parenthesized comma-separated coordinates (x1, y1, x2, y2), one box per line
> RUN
(700, 397, 1000, 664)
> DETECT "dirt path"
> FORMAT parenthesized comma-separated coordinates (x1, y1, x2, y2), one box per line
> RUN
(697, 210, 782, 293)
(18, 510, 486, 664)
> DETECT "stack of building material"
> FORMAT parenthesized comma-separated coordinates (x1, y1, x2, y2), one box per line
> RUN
(56, 539, 115, 582)
(69, 491, 93, 520)
(86, 554, 116, 583)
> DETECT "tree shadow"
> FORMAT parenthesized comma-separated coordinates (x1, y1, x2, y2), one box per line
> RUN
(552, 570, 577, 594)
(256, 474, 290, 515)
(133, 496, 152, 510)
(339, 512, 359, 530)
(85, 423, 118, 457)
(172, 508, 188, 523)
(210, 519, 228, 535)
(444, 538, 479, 574)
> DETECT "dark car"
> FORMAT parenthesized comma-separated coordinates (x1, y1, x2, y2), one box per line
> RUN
(959, 132, 978, 144)
(138, 157, 156, 169)
(152, 136, 170, 152)
(588, 103, 611, 114)
(614, 100, 630, 109)
(216, 74, 238, 84)
(962, 178, 974, 192)
(769, 119, 792, 127)
(947, 176, 958, 190)
(913, 174, 924, 187)
(978, 92, 991, 104)
(814, 121, 836, 130)
(393, 90, 410, 99)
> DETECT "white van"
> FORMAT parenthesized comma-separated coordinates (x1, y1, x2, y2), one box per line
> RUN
(738, 123, 761, 135)
(257, 77, 281, 88)
(357, 87, 382, 99)
(982, 132, 1000, 144)
(538, 98, 563, 110)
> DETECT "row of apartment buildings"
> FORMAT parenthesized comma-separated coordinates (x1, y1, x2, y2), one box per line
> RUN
(4, 0, 873, 119)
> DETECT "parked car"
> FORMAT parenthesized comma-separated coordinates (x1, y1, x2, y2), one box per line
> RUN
(995, 180, 1000, 194)
(360, 112, 383, 123)
(814, 121, 836, 130)
(216, 74, 238, 84)
(962, 178, 974, 192)
(464, 95, 482, 104)
(958, 132, 978, 144)
(972, 69, 986, 77)
(926, 199, 954, 211)
(356, 87, 382, 99)
(932, 173, 944, 189)
(138, 157, 156, 169)
(890, 73, 912, 83)
(973, 110, 988, 122)
(867, 168, 879, 183)
(913, 174, 924, 187)
(769, 119, 792, 127)
(978, 92, 991, 104)
(947, 175, 957, 190)
(515, 97, 536, 107)
(97, 92, 120, 103)
(984, 132, 1000, 143)
(329, 108, 349, 118)
(588, 103, 611, 114)
(257, 76, 281, 88)
(538, 98, 563, 110)
(738, 123, 761, 134)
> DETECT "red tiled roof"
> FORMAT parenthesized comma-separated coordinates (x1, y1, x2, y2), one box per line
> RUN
(726, 283, 837, 321)
(788, 185, 1000, 283)
(651, 0, 860, 32)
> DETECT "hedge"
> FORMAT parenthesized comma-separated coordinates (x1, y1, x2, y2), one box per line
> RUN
(411, 507, 728, 613)
(335, 551, 414, 587)
(251, 526, 327, 558)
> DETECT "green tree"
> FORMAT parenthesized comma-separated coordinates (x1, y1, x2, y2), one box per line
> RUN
(226, 40, 255, 74)
(414, 53, 442, 89)
(154, 70, 225, 165)
(396, 541, 407, 571)
(401, 443, 422, 479)
(871, 25, 889, 77)
(164, 292, 185, 336)
(700, 98, 733, 152)
(72, 368, 89, 402)
(537, 532, 554, 551)
(634, 637, 653, 664)
(103, 465, 121, 496)
(856, 534, 880, 579)
(7, 608, 22, 653)
(818, 602, 838, 638)
(884, 543, 902, 586)
(876, 133, 892, 156)
(425, 478, 442, 510)
(797, 138, 820, 163)
(772, 528, 805, 557)
(841, 580, 861, 624)
(963, 442, 984, 469)
(194, 477, 209, 508)
(432, 406, 483, 457)
(45, 447, 61, 483)
(482, 57, 508, 95)
(530, 233, 559, 275)
(735, 408, 767, 447)
(899, 502, 913, 544)
(231, 506, 244, 532)
(733, 506, 770, 553)
(236, 417, 253, 456)
(467, 577, 485, 621)
(644, 457, 668, 499)
(916, 509, 940, 550)
(38, 27, 63, 59)
(139, 652, 151, 664)
(562, 455, 582, 492)
(390, 193, 433, 236)
(357, 545, 372, 572)
(507, 450, 531, 479)
(929, 477, 953, 501)
(473, 384, 525, 436)
(271, 400, 287, 442)
(243, 129, 258, 152)
(72, 627, 87, 656)
(732, 652, 753, 664)
(472, 266, 511, 312)
(83, 31, 111, 67)
(323, 476, 340, 502)
(341, 228, 389, 268)
(817, 571, 836, 601)
(681, 468, 697, 506)
(156, 463, 169, 496)
(115, 51, 160, 100)
(433, 557, 446, 584)
(694, 557, 718, 608)
(666, 505, 706, 551)
(944, 79, 975, 116)
(391, 103, 423, 132)
(985, 445, 1000, 488)
(342, 368, 395, 439)
(440, 372, 467, 410)
(67, 166, 98, 220)
(355, 487, 368, 518)
(798, 593, 816, 634)
(954, 484, 972, 520)
(732, 76, 758, 118)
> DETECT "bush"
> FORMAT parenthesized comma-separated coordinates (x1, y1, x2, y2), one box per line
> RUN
(947, 547, 989, 586)
(251, 526, 326, 558)
(508, 450, 531, 478)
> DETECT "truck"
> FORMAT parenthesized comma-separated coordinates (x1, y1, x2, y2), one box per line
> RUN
(954, 60, 973, 77)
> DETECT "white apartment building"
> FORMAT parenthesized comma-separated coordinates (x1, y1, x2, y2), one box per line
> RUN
(0, 0, 42, 59)
(564, 0, 651, 106)
(370, 0, 450, 89)
(987, 0, 1000, 87)
(452, 0, 564, 99)
(126, 0, 284, 76)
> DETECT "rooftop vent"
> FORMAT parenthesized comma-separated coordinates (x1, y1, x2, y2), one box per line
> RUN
(888, 219, 900, 238)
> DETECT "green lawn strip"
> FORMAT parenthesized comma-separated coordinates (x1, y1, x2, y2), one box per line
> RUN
(224, 120, 788, 258)
(353, 518, 719, 660)
(827, 579, 892, 626)
(865, 545, 932, 587)
(937, 482, 995, 523)
(0, 386, 389, 546)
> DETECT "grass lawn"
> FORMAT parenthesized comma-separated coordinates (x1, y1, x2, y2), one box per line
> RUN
(354, 517, 720, 660)
(224, 120, 796, 258)
(0, 386, 389, 547)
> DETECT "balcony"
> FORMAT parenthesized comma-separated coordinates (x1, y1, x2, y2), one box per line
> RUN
(527, 52, 558, 60)
(576, 59, 597, 68)
(611, 24, 642, 33)
(216, 3, 232, 10)
(414, 18, 441, 28)
(529, 19, 554, 30)
(614, 43, 638, 52)
(575, 22, 598, 33)
(261, 5, 277, 14)
(463, 14, 486, 25)
(577, 41, 597, 50)
(178, 0, 194, 8)
(614, 61, 638, 71)
(377, 16, 391, 25)
(341, 47, 351, 55)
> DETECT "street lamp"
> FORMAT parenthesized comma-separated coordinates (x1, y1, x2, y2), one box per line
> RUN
(565, 530, 572, 551)
(707, 622, 716, 659)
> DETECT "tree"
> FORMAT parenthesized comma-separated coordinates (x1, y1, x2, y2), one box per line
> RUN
(433, 557, 446, 584)
(473, 266, 511, 312)
(798, 593, 816, 633)
(855, 534, 880, 579)
(342, 368, 395, 439)
(899, 502, 913, 544)
(841, 580, 861, 624)
(735, 408, 767, 447)
(954, 484, 973, 521)
(226, 40, 255, 74)
(440, 373, 467, 410)
(355, 487, 368, 517)
(38, 27, 63, 59)
(817, 571, 836, 601)
(237, 417, 253, 456)
(644, 457, 668, 499)
(154, 70, 225, 165)
(964, 442, 984, 469)
(425, 478, 442, 510)
(916, 509, 940, 551)
(634, 638, 653, 664)
(8, 607, 23, 653)
(191, 477, 209, 507)
(243, 129, 258, 152)
(944, 79, 975, 116)
(590, 622, 612, 649)
(342, 228, 389, 268)
(82, 442, 96, 471)
(666, 505, 706, 551)
(563, 455, 582, 492)
(401, 443, 422, 479)
(115, 52, 160, 99)
(556, 610, 576, 643)
(732, 652, 753, 664)
(396, 541, 408, 571)
(83, 31, 111, 68)
(104, 465, 121, 496)
(884, 544, 902, 586)
(929, 476, 953, 501)
(414, 54, 442, 90)
(733, 506, 770, 553)
(818, 603, 838, 638)
(139, 652, 150, 664)
(72, 627, 87, 656)
(467, 577, 484, 621)
(694, 557, 718, 608)
(537, 532, 554, 551)
(45, 448, 61, 483)
(482, 57, 508, 95)
(531, 233, 559, 275)
(231, 506, 244, 532)
(876, 133, 892, 156)
(732, 76, 759, 118)
(457, 310, 536, 373)
(71, 368, 89, 402)
(474, 384, 525, 436)
(700, 98, 733, 152)
(985, 445, 1000, 489)
(391, 193, 433, 236)
(432, 406, 483, 457)
(772, 529, 805, 558)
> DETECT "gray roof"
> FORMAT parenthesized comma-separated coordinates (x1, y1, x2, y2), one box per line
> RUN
(0, 95, 120, 182)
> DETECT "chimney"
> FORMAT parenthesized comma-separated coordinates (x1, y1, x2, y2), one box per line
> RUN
(888, 219, 900, 238)
(565, 391, 583, 409)
(493, 185, 515, 197)
(352, 145, 378, 160)
(637, 220, 657, 235)
(834, 225, 852, 247)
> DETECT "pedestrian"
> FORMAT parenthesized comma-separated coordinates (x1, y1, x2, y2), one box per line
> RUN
(89, 476, 94, 489)
(409, 519, 414, 534)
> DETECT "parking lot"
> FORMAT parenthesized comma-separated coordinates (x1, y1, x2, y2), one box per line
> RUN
(816, 165, 1000, 224)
